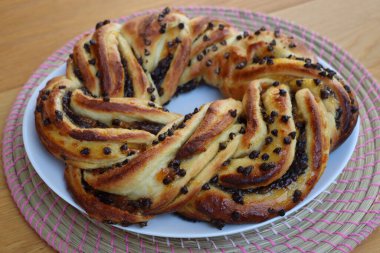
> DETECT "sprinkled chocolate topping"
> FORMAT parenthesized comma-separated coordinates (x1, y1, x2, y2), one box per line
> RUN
(80, 148, 90, 156)
(103, 147, 112, 155)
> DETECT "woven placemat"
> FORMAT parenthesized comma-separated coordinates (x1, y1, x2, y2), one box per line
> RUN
(3, 6, 380, 253)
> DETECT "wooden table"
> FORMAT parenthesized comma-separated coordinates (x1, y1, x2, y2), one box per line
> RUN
(1, 0, 379, 252)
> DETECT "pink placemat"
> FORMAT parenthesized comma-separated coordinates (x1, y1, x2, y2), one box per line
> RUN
(3, 6, 380, 252)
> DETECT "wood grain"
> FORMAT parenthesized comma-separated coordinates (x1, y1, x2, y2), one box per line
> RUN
(0, 0, 379, 252)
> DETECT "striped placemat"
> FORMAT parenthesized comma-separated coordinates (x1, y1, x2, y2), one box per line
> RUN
(3, 6, 379, 253)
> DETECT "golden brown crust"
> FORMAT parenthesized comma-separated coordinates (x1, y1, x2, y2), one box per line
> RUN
(35, 7, 359, 227)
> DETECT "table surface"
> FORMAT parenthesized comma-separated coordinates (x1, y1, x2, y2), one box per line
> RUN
(1, 0, 379, 252)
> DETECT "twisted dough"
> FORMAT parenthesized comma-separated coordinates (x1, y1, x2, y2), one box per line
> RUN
(35, 7, 359, 228)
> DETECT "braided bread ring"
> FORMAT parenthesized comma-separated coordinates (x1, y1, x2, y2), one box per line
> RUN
(35, 7, 358, 228)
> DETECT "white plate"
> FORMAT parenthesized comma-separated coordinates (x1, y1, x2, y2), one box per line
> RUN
(23, 63, 360, 238)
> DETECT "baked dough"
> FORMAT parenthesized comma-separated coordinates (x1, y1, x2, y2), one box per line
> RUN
(35, 7, 359, 228)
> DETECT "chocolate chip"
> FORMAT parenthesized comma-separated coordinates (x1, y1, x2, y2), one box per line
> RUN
(211, 45, 218, 51)
(281, 115, 290, 123)
(351, 106, 358, 113)
(279, 89, 287, 96)
(236, 35, 242, 40)
(243, 166, 252, 176)
(261, 153, 269, 161)
(203, 35, 210, 42)
(193, 107, 199, 114)
(180, 186, 188, 194)
(177, 169, 186, 177)
(296, 80, 303, 87)
(163, 176, 172, 185)
(167, 41, 174, 48)
(236, 61, 247, 70)
(289, 131, 297, 139)
(174, 37, 181, 44)
(231, 211, 240, 221)
(229, 132, 236, 140)
(152, 140, 159, 145)
(55, 110, 63, 121)
(222, 159, 231, 166)
(218, 24, 224, 30)
(278, 209, 286, 216)
(270, 111, 278, 117)
(260, 162, 275, 171)
(265, 136, 273, 145)
(43, 118, 51, 125)
(266, 58, 274, 65)
(159, 24, 166, 34)
(344, 85, 351, 93)
(120, 144, 128, 151)
(80, 148, 90, 156)
(147, 87, 155, 93)
(243, 31, 249, 38)
(252, 56, 260, 64)
(144, 49, 150, 56)
(197, 54, 203, 61)
(272, 81, 280, 87)
(103, 147, 111, 155)
(206, 59, 212, 67)
(292, 189, 302, 203)
(239, 127, 246, 134)
(202, 183, 210, 190)
(237, 166, 244, 173)
(83, 43, 91, 53)
(103, 96, 110, 102)
(283, 136, 292, 144)
(112, 119, 121, 126)
(320, 89, 330, 99)
(210, 175, 218, 184)
(268, 208, 276, 214)
(169, 160, 181, 169)
(144, 38, 151, 46)
(219, 143, 227, 150)
(150, 95, 156, 102)
(289, 43, 296, 48)
(158, 133, 166, 141)
(232, 191, 244, 204)
(211, 219, 225, 230)
(313, 78, 321, 86)
(273, 147, 282, 154)
(220, 40, 227, 46)
(249, 150, 260, 159)
(271, 129, 278, 136)
(224, 52, 230, 59)
(178, 23, 184, 29)
(148, 101, 155, 107)
(96, 71, 101, 78)
(229, 109, 237, 117)
(167, 128, 174, 136)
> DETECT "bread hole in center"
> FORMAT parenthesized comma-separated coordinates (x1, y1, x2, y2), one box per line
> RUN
(165, 83, 224, 115)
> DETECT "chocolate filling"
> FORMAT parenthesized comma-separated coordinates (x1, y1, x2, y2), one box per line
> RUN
(121, 57, 134, 97)
(130, 121, 164, 135)
(213, 124, 308, 195)
(62, 92, 108, 128)
(150, 54, 173, 93)
(81, 171, 151, 212)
